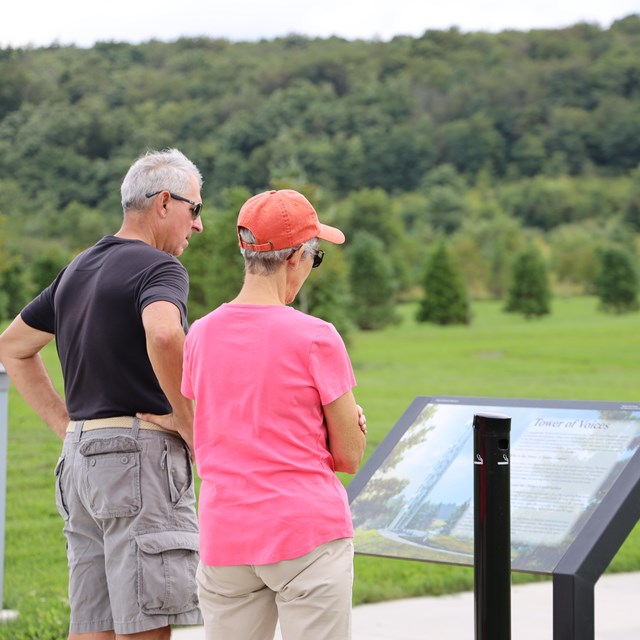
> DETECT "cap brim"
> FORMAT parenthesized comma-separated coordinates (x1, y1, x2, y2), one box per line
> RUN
(318, 223, 345, 245)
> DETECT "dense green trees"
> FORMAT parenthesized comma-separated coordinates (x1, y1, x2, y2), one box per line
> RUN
(1, 18, 640, 325)
(624, 167, 640, 231)
(180, 188, 247, 322)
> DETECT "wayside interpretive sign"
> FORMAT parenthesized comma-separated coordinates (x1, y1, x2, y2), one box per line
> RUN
(348, 396, 640, 574)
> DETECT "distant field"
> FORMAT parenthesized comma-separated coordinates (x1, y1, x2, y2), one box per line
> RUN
(1, 296, 639, 638)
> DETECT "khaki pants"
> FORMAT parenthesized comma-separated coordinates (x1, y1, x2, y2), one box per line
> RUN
(197, 538, 354, 640)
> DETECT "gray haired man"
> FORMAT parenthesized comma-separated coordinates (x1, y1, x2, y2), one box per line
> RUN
(0, 148, 205, 639)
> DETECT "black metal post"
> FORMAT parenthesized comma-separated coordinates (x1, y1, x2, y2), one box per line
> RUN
(474, 412, 511, 640)
(552, 572, 595, 639)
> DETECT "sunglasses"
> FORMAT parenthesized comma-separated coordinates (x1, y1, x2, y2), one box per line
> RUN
(286, 247, 325, 268)
(146, 191, 202, 219)
(311, 249, 325, 268)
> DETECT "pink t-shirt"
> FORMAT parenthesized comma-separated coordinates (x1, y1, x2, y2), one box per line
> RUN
(182, 304, 357, 566)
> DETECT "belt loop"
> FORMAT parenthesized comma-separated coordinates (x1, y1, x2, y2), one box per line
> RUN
(131, 416, 141, 439)
(73, 421, 84, 442)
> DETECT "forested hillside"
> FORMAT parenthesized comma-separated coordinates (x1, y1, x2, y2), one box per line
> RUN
(1, 15, 639, 328)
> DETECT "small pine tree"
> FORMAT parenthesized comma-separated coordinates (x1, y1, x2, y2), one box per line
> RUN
(295, 245, 355, 343)
(417, 242, 471, 325)
(348, 232, 399, 330)
(595, 246, 639, 313)
(504, 246, 551, 318)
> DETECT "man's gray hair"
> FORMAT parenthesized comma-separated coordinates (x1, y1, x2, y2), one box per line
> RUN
(120, 148, 203, 213)
(239, 227, 319, 275)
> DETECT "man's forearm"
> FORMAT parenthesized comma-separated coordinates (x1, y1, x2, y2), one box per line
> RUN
(141, 300, 195, 452)
(145, 325, 194, 446)
(2, 354, 69, 439)
(0, 316, 69, 439)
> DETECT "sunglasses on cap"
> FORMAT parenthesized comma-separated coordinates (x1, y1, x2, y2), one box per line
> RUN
(146, 191, 203, 219)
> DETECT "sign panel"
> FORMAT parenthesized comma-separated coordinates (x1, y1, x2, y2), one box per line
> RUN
(348, 396, 640, 573)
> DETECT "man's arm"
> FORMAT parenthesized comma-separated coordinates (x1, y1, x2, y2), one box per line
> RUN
(0, 316, 69, 439)
(139, 300, 195, 453)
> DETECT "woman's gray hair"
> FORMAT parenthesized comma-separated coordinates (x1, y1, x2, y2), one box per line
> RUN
(239, 227, 319, 275)
(120, 148, 203, 213)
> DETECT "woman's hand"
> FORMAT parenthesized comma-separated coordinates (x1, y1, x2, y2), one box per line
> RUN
(356, 404, 367, 435)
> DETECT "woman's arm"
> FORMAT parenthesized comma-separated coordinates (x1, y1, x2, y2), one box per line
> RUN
(323, 390, 366, 474)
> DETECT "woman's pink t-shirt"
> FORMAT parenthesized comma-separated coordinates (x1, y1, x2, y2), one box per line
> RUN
(182, 304, 357, 566)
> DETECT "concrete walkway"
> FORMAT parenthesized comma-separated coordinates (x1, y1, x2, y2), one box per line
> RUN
(173, 571, 640, 639)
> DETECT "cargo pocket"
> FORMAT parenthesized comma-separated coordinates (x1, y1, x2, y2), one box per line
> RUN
(79, 436, 141, 518)
(135, 530, 200, 615)
(54, 455, 69, 521)
(162, 439, 193, 506)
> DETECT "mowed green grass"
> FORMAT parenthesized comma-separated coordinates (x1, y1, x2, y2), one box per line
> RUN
(350, 297, 640, 603)
(1, 296, 639, 637)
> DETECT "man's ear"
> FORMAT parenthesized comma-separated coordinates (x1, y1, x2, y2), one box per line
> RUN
(153, 193, 170, 219)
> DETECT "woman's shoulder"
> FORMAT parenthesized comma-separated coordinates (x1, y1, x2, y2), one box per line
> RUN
(284, 308, 345, 347)
(286, 306, 334, 330)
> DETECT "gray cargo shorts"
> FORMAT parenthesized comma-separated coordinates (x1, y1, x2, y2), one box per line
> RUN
(54, 418, 203, 634)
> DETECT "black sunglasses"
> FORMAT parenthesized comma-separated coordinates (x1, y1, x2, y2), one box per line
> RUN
(146, 191, 202, 219)
(286, 247, 325, 268)
(311, 249, 325, 269)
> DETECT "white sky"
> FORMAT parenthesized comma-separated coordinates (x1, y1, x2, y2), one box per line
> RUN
(1, 0, 639, 48)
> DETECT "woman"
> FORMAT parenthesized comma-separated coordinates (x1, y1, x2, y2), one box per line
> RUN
(183, 189, 366, 640)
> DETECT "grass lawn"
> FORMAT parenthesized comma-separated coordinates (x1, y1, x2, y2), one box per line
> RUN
(349, 297, 640, 603)
(1, 296, 640, 637)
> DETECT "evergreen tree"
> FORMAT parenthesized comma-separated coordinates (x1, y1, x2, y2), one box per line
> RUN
(595, 246, 639, 313)
(338, 188, 412, 294)
(417, 241, 471, 325)
(294, 244, 355, 343)
(348, 232, 399, 330)
(504, 245, 551, 318)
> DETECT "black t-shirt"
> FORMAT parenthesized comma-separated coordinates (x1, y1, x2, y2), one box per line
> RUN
(21, 236, 189, 420)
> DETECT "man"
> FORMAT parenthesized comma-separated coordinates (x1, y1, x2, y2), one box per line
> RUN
(0, 148, 205, 640)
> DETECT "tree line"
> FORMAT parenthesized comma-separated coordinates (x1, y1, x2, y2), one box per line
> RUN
(1, 15, 639, 335)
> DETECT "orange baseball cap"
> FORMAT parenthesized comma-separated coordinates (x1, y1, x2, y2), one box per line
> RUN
(237, 189, 345, 252)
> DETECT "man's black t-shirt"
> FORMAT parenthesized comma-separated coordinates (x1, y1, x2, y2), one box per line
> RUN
(21, 236, 189, 420)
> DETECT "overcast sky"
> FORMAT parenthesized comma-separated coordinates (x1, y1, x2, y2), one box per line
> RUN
(1, 0, 638, 48)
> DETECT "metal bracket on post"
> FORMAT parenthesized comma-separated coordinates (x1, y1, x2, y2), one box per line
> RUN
(474, 412, 511, 640)
(0, 364, 18, 623)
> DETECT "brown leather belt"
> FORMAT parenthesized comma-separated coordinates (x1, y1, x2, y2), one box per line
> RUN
(66, 416, 174, 434)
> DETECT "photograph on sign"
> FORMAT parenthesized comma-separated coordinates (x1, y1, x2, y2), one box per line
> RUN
(348, 397, 640, 573)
